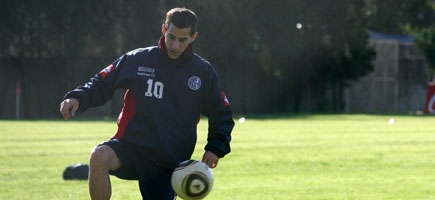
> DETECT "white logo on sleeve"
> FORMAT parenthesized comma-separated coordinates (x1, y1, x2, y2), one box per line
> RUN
(188, 76, 201, 90)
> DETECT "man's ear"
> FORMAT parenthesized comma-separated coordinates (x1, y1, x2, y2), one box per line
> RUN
(191, 32, 198, 42)
(162, 24, 167, 35)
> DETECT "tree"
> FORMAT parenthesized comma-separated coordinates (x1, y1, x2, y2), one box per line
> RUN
(2, 0, 434, 117)
(254, 0, 376, 112)
(315, 0, 376, 112)
(366, 0, 435, 84)
(415, 26, 435, 81)
(367, 0, 435, 34)
(0, 0, 163, 118)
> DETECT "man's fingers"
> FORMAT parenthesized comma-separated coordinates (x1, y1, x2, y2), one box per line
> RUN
(60, 101, 69, 120)
(208, 161, 217, 168)
(60, 98, 79, 120)
(204, 158, 217, 168)
(70, 103, 78, 117)
(202, 151, 219, 168)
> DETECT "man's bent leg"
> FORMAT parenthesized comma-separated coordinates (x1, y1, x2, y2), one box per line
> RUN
(89, 145, 122, 200)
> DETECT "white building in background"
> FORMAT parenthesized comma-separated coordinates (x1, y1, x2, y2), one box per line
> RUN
(344, 30, 428, 113)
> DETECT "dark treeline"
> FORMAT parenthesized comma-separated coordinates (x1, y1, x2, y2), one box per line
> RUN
(1, 0, 434, 118)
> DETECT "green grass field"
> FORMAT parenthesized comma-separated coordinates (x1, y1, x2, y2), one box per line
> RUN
(1, 115, 435, 199)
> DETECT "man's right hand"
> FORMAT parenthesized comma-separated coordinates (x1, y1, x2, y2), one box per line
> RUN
(60, 98, 79, 120)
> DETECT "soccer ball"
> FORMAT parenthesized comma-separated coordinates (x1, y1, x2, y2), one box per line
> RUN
(171, 160, 213, 200)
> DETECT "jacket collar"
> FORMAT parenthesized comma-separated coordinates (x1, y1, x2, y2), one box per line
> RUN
(158, 36, 193, 60)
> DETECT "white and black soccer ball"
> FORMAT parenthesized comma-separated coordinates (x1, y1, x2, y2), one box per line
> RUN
(171, 160, 213, 200)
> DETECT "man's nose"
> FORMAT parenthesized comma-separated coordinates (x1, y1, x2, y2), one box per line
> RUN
(171, 41, 180, 49)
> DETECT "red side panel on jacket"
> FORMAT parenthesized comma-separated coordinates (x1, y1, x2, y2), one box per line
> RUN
(112, 89, 136, 139)
(221, 91, 230, 107)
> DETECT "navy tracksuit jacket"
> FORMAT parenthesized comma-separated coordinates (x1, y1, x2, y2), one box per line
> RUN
(64, 37, 234, 169)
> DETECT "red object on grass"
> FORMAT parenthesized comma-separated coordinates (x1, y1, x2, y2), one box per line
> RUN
(424, 83, 435, 114)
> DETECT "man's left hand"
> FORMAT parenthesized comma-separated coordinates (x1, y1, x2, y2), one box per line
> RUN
(202, 151, 219, 168)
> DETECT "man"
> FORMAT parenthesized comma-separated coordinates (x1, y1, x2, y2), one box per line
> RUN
(59, 7, 234, 200)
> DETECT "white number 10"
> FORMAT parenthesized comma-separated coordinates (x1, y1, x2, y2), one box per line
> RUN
(145, 79, 164, 99)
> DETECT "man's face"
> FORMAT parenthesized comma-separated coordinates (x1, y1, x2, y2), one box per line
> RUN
(162, 23, 197, 59)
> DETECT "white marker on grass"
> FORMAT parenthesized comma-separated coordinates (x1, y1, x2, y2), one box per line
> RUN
(238, 117, 246, 123)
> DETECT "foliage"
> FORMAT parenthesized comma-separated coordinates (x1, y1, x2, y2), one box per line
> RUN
(0, 0, 162, 59)
(415, 26, 435, 81)
(0, 0, 434, 116)
(366, 0, 435, 34)
(365, 0, 435, 82)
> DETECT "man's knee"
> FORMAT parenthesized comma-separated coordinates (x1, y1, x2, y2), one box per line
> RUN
(90, 145, 121, 171)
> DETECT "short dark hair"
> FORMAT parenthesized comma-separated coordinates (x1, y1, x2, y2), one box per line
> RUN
(165, 7, 198, 35)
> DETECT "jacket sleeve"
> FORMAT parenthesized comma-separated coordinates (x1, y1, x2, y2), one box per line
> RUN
(63, 55, 129, 112)
(202, 67, 235, 158)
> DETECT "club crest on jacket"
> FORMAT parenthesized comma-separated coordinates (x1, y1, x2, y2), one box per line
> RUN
(188, 76, 201, 90)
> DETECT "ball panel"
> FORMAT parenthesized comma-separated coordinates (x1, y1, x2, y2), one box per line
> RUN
(171, 160, 213, 200)
(184, 173, 209, 198)
(174, 160, 197, 171)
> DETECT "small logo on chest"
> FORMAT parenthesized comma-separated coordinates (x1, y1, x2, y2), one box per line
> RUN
(137, 66, 156, 77)
(188, 76, 201, 90)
